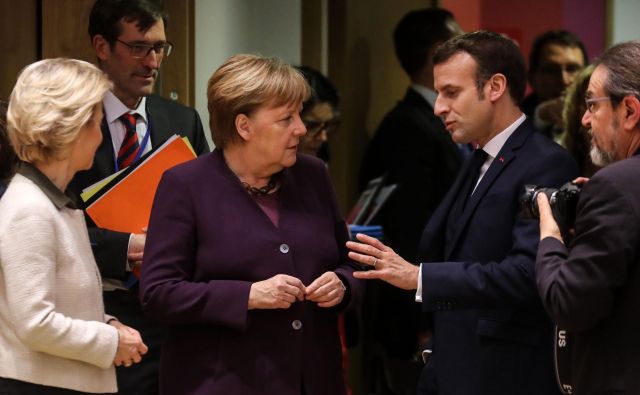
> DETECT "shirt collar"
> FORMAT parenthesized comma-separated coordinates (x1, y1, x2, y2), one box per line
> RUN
(481, 113, 526, 158)
(103, 91, 148, 125)
(17, 162, 77, 209)
(411, 84, 438, 108)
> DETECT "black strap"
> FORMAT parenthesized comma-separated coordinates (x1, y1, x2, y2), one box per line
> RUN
(554, 325, 574, 394)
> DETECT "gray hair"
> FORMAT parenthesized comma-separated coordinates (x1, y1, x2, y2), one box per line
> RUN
(596, 40, 640, 107)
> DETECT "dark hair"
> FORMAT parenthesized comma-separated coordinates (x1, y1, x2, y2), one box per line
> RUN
(434, 30, 527, 105)
(596, 40, 640, 108)
(529, 30, 587, 73)
(295, 66, 339, 115)
(89, 0, 167, 46)
(0, 100, 18, 182)
(393, 8, 457, 77)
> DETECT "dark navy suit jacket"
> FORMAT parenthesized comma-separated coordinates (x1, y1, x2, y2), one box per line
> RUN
(417, 119, 578, 395)
(140, 150, 362, 395)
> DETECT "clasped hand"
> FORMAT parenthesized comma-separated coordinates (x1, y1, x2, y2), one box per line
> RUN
(109, 320, 148, 368)
(248, 272, 346, 310)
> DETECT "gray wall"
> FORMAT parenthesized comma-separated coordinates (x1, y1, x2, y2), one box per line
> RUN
(194, 0, 302, 148)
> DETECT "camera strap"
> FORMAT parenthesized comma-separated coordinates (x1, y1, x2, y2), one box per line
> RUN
(554, 325, 574, 394)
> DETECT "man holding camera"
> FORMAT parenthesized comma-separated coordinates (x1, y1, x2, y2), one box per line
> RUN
(536, 40, 640, 394)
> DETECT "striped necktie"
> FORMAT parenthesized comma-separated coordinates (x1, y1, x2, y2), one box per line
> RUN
(117, 113, 140, 169)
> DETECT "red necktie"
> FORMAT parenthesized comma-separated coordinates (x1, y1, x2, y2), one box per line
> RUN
(117, 113, 140, 169)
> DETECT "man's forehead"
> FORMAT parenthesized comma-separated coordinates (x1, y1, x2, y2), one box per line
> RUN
(117, 17, 164, 38)
(587, 66, 607, 95)
(434, 53, 476, 86)
(540, 43, 585, 65)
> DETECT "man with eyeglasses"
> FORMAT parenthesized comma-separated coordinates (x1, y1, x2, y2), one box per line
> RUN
(522, 30, 588, 140)
(68, 0, 209, 394)
(535, 40, 640, 394)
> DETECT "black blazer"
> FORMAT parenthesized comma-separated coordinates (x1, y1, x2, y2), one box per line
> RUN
(358, 88, 462, 361)
(536, 153, 640, 394)
(418, 120, 578, 395)
(68, 94, 210, 280)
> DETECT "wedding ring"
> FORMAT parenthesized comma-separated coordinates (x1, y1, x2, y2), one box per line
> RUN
(373, 257, 378, 267)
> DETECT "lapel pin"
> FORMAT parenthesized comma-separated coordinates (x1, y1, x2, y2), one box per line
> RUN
(499, 156, 505, 163)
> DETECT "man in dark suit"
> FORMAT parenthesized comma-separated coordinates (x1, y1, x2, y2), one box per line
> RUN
(536, 40, 640, 394)
(68, 1, 209, 394)
(348, 31, 578, 395)
(357, 9, 463, 393)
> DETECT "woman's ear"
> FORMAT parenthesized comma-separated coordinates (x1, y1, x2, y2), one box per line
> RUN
(235, 114, 252, 142)
(487, 73, 508, 102)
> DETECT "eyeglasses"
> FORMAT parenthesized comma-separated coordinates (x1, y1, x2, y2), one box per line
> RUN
(116, 39, 173, 59)
(303, 118, 341, 135)
(585, 96, 611, 113)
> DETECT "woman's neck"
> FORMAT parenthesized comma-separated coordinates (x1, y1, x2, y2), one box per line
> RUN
(34, 160, 73, 192)
(223, 146, 274, 187)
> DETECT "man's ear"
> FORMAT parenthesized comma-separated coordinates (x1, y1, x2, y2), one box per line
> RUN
(235, 113, 252, 142)
(487, 73, 508, 102)
(620, 95, 640, 130)
(93, 35, 110, 62)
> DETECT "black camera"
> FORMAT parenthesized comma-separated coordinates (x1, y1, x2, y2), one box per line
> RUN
(520, 182, 582, 234)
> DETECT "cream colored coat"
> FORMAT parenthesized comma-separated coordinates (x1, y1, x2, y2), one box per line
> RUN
(0, 174, 118, 393)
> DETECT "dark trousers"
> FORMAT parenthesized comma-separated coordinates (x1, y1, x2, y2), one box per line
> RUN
(103, 289, 166, 395)
(0, 377, 106, 395)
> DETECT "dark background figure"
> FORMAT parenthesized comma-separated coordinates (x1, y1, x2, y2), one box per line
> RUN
(67, 1, 210, 394)
(357, 8, 463, 394)
(522, 30, 587, 138)
(140, 54, 362, 395)
(348, 31, 578, 395)
(296, 65, 340, 163)
(536, 40, 640, 394)
(560, 65, 600, 177)
(0, 100, 18, 196)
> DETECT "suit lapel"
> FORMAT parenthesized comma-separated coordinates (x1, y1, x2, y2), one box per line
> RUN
(147, 95, 172, 147)
(444, 121, 533, 259)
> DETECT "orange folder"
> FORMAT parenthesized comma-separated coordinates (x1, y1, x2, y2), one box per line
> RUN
(86, 135, 196, 234)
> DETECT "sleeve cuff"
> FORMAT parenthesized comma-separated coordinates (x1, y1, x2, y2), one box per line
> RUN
(415, 263, 423, 303)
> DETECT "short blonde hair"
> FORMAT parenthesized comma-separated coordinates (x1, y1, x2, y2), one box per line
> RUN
(7, 58, 112, 163)
(207, 54, 310, 149)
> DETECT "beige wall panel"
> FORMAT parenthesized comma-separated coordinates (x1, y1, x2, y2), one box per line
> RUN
(0, 0, 38, 99)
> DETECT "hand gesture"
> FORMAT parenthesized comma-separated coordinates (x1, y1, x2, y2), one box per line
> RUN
(110, 320, 148, 367)
(248, 274, 306, 310)
(347, 233, 419, 290)
(306, 272, 346, 308)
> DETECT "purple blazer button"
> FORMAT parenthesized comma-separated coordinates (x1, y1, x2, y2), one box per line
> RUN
(292, 320, 302, 330)
(279, 244, 290, 254)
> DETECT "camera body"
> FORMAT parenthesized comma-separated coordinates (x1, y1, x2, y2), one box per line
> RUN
(520, 182, 582, 234)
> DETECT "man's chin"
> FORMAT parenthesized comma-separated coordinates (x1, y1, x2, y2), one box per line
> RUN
(590, 145, 616, 167)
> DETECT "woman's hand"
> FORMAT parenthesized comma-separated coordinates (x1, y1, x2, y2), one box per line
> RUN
(248, 274, 306, 310)
(306, 272, 346, 308)
(110, 320, 148, 367)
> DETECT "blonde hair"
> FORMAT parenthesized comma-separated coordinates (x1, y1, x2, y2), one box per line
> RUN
(7, 58, 112, 163)
(207, 54, 310, 149)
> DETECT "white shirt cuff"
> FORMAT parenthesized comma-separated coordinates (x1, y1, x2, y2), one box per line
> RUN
(415, 263, 423, 302)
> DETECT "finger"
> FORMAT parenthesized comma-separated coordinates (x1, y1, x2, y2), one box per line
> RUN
(128, 252, 143, 261)
(306, 273, 332, 294)
(281, 292, 297, 304)
(348, 251, 379, 267)
(131, 352, 142, 364)
(141, 227, 148, 233)
(281, 275, 306, 292)
(353, 269, 385, 280)
(114, 359, 123, 367)
(536, 193, 553, 221)
(138, 341, 148, 355)
(317, 295, 342, 308)
(306, 282, 335, 301)
(283, 283, 305, 300)
(355, 233, 389, 252)
(573, 176, 589, 185)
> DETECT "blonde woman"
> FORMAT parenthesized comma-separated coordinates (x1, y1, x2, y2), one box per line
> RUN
(0, 58, 147, 394)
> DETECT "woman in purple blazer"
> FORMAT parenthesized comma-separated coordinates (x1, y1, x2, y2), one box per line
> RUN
(140, 54, 362, 395)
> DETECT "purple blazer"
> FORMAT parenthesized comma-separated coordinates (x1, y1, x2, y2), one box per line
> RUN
(140, 149, 362, 395)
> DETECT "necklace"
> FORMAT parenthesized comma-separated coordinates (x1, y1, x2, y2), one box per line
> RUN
(241, 173, 280, 196)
